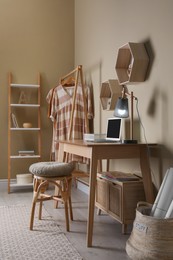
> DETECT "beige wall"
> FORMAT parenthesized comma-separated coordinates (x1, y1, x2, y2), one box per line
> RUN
(1, 0, 173, 189)
(0, 0, 74, 179)
(75, 0, 173, 189)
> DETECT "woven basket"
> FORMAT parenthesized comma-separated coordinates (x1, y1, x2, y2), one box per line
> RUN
(126, 201, 173, 260)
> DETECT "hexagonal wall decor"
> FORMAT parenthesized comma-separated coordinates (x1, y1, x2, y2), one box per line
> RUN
(115, 42, 149, 85)
(100, 79, 123, 110)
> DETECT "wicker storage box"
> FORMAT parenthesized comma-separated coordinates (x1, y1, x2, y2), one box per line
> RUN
(96, 171, 146, 233)
(126, 202, 173, 260)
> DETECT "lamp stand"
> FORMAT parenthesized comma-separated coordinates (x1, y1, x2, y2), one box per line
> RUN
(130, 91, 134, 140)
(123, 91, 138, 144)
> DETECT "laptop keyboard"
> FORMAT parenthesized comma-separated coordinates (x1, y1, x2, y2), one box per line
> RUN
(89, 139, 121, 143)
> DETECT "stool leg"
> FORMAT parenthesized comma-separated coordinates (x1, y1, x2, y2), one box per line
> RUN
(30, 201, 36, 230)
(54, 180, 70, 232)
(61, 181, 70, 232)
(30, 178, 38, 230)
(64, 177, 73, 222)
(64, 199, 70, 232)
(54, 181, 61, 209)
(67, 177, 73, 221)
(68, 196, 73, 221)
(30, 178, 47, 230)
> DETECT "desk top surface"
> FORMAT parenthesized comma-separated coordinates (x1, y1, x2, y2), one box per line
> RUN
(58, 139, 157, 147)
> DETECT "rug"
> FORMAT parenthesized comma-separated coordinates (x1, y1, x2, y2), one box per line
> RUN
(0, 205, 83, 260)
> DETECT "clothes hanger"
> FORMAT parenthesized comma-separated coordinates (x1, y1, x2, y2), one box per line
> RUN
(59, 65, 89, 138)
(60, 76, 76, 87)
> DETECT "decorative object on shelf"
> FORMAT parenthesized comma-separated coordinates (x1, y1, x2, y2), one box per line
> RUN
(114, 86, 138, 143)
(18, 150, 35, 156)
(11, 113, 19, 128)
(18, 90, 28, 104)
(16, 173, 33, 185)
(100, 79, 123, 110)
(23, 122, 32, 128)
(115, 42, 149, 85)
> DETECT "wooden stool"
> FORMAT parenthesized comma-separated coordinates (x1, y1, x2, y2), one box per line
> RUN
(29, 161, 74, 232)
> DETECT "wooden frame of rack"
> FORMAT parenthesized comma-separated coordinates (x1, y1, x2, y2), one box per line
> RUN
(59, 65, 90, 183)
(8, 73, 41, 193)
(60, 65, 89, 139)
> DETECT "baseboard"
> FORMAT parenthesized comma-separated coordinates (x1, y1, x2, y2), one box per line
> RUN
(1, 178, 89, 194)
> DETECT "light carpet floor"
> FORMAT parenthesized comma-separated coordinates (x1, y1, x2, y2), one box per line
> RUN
(0, 205, 83, 260)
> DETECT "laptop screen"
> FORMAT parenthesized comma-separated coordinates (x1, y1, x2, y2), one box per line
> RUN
(106, 118, 122, 141)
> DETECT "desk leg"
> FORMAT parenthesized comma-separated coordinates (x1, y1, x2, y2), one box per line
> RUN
(54, 143, 65, 208)
(87, 153, 98, 247)
(140, 146, 155, 203)
(58, 143, 65, 162)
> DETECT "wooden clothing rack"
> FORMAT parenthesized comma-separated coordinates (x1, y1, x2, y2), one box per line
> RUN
(60, 66, 106, 185)
(60, 65, 89, 139)
(59, 65, 90, 187)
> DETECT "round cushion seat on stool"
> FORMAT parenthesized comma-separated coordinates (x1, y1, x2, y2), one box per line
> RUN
(29, 162, 74, 177)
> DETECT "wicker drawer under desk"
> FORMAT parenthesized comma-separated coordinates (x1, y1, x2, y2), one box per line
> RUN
(95, 171, 146, 234)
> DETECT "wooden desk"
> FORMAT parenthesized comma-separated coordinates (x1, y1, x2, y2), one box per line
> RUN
(58, 140, 155, 247)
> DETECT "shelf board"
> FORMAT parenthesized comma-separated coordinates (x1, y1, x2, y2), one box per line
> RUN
(10, 83, 39, 88)
(10, 104, 40, 107)
(10, 155, 41, 159)
(10, 128, 40, 131)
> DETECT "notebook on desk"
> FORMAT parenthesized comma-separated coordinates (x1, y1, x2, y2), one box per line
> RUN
(86, 118, 122, 143)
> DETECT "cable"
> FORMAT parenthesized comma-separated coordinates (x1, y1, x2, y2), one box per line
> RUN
(135, 98, 148, 145)
(135, 97, 158, 188)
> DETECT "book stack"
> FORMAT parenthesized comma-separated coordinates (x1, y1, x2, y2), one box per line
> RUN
(18, 150, 35, 156)
(83, 133, 106, 142)
(97, 171, 140, 183)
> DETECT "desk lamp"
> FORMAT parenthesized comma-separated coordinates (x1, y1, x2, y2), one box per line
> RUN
(114, 86, 138, 143)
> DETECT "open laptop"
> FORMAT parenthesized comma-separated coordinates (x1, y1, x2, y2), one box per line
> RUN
(89, 117, 122, 143)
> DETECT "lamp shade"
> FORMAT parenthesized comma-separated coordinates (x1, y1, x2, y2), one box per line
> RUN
(114, 97, 129, 118)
